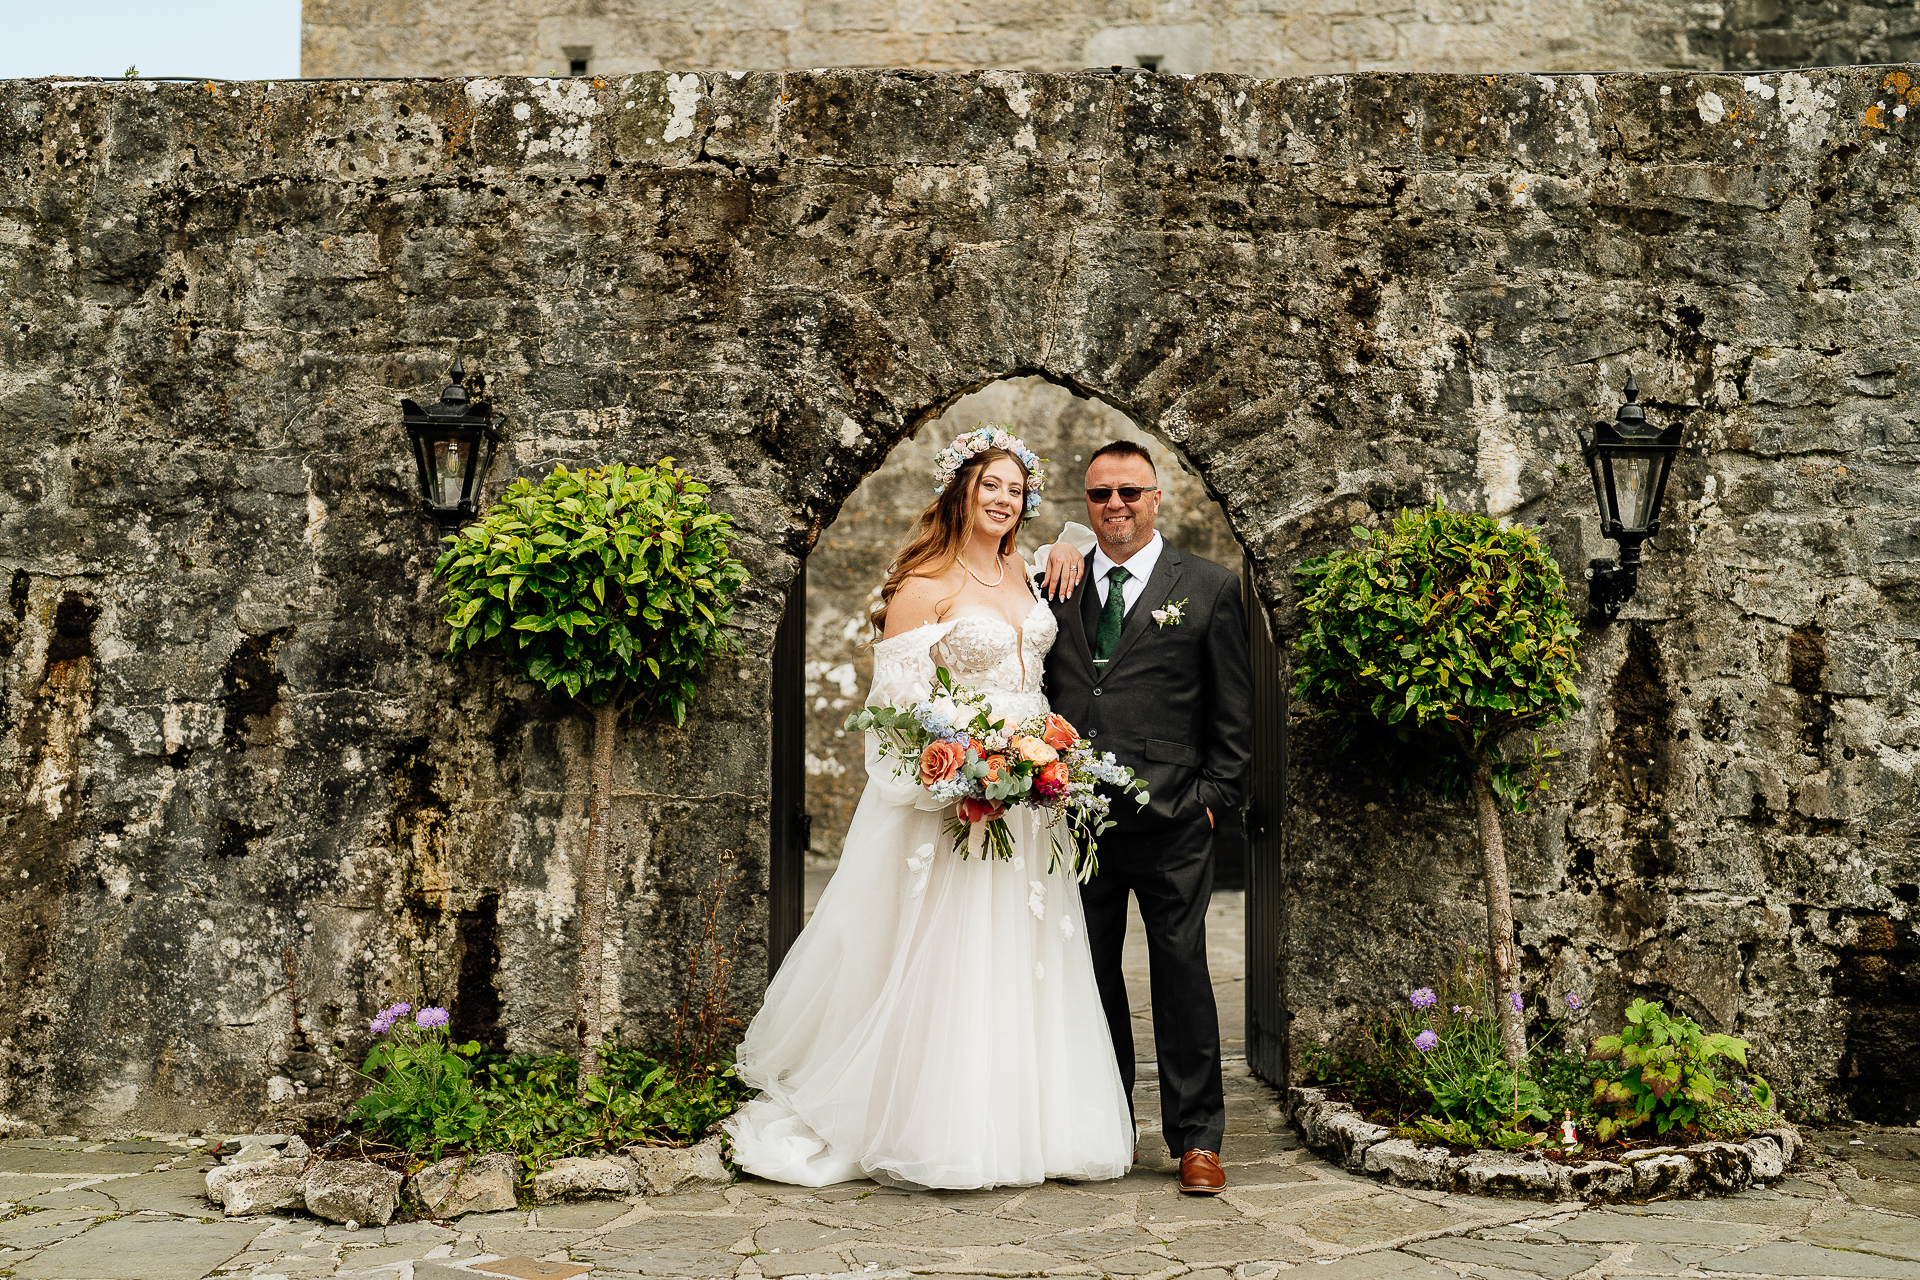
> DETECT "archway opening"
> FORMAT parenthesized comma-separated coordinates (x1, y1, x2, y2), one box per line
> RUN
(773, 373, 1282, 1123)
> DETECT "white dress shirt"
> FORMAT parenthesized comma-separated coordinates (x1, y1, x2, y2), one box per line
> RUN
(1092, 531, 1164, 619)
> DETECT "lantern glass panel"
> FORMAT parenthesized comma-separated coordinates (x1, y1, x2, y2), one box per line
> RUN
(1604, 448, 1663, 532)
(429, 436, 474, 508)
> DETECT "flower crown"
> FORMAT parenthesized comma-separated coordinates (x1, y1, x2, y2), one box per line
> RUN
(932, 425, 1046, 515)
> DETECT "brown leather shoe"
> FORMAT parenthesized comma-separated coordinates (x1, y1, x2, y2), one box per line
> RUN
(1178, 1149, 1226, 1194)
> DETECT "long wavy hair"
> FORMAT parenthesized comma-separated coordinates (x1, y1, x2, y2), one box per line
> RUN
(871, 447, 1030, 637)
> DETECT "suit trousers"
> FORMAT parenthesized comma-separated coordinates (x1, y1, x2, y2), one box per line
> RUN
(1080, 819, 1225, 1157)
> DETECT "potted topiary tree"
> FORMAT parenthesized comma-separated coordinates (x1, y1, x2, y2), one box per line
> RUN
(1291, 501, 1583, 1064)
(435, 460, 750, 1084)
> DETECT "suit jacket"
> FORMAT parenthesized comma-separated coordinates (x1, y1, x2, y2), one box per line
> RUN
(1041, 541, 1254, 835)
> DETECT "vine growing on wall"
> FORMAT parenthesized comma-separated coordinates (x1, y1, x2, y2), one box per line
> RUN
(1292, 501, 1583, 1065)
(435, 461, 750, 1086)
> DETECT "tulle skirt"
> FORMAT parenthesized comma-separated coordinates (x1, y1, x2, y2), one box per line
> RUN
(723, 787, 1135, 1189)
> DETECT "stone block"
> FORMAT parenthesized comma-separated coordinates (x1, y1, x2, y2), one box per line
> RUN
(1760, 1126, 1803, 1166)
(1457, 1151, 1570, 1198)
(303, 1159, 404, 1227)
(1298, 1103, 1389, 1170)
(411, 1153, 520, 1217)
(208, 1155, 307, 1212)
(0, 1116, 46, 1139)
(1689, 1141, 1753, 1192)
(1743, 1135, 1785, 1180)
(1623, 1149, 1695, 1197)
(1564, 1160, 1633, 1200)
(532, 1155, 639, 1202)
(1361, 1137, 1463, 1189)
(621, 1134, 731, 1195)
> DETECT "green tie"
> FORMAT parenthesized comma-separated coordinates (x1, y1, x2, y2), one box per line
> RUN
(1093, 566, 1130, 666)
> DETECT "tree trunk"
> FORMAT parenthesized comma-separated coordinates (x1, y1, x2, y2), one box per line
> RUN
(1472, 759, 1526, 1066)
(575, 699, 620, 1089)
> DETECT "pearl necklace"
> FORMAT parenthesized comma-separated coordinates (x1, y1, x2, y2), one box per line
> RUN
(962, 554, 1006, 588)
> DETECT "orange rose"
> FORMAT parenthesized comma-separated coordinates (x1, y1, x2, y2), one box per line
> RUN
(983, 753, 1009, 782)
(1041, 713, 1078, 751)
(1038, 760, 1068, 788)
(956, 796, 1005, 824)
(1012, 736, 1058, 766)
(970, 738, 989, 759)
(917, 740, 966, 785)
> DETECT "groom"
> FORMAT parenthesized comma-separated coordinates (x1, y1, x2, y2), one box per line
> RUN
(1040, 441, 1254, 1194)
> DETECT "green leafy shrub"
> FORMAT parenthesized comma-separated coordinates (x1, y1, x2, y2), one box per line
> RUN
(1587, 998, 1770, 1140)
(434, 460, 750, 1081)
(1294, 502, 1583, 1062)
(351, 1004, 486, 1159)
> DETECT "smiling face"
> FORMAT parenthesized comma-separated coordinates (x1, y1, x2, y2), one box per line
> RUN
(1083, 451, 1161, 557)
(972, 456, 1028, 542)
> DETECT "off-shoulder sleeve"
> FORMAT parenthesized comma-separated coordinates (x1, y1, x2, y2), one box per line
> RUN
(1028, 521, 1097, 577)
(864, 622, 958, 810)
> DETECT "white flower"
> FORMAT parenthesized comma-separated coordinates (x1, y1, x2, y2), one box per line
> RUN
(985, 730, 1010, 751)
(1012, 855, 1025, 870)
(906, 843, 935, 898)
(1028, 880, 1047, 920)
(1152, 598, 1189, 628)
(927, 696, 964, 728)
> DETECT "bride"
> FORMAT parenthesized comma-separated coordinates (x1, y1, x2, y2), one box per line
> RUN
(723, 428, 1134, 1189)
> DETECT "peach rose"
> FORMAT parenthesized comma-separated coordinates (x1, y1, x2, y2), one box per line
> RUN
(917, 740, 966, 785)
(1038, 759, 1069, 789)
(1012, 736, 1058, 767)
(982, 753, 1009, 782)
(956, 796, 1005, 824)
(1041, 713, 1078, 751)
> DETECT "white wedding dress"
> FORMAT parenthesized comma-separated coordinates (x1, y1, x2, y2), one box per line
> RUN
(724, 582, 1135, 1189)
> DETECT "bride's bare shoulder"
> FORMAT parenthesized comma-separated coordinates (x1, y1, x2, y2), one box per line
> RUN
(882, 567, 962, 641)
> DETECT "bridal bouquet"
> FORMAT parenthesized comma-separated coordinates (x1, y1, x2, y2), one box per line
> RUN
(844, 668, 1148, 882)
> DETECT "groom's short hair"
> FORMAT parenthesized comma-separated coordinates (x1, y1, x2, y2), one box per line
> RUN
(1088, 440, 1155, 474)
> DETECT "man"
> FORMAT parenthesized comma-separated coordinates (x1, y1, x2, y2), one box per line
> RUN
(1038, 441, 1254, 1195)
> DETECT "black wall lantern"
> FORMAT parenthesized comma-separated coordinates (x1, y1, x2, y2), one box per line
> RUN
(403, 357, 503, 526)
(1578, 375, 1683, 624)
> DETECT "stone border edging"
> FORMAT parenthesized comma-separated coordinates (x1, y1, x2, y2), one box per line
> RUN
(1287, 1086, 1803, 1202)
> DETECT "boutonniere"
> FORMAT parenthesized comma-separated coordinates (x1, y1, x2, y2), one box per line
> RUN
(1151, 598, 1189, 628)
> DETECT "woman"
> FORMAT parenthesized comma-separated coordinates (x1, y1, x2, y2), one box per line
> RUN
(723, 428, 1129, 1189)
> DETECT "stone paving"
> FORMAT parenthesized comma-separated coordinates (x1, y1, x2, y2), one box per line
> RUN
(1, 1101, 1917, 1279)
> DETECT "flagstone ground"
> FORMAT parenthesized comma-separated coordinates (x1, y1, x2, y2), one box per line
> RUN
(3, 882, 1916, 1279)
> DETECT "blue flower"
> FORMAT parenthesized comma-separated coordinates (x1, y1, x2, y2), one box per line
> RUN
(415, 1006, 450, 1029)
(1414, 1030, 1439, 1052)
(1565, 993, 1580, 1011)
(1509, 991, 1524, 1012)
(1409, 987, 1437, 1009)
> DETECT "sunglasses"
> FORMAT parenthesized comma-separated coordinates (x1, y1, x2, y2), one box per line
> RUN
(1085, 486, 1159, 503)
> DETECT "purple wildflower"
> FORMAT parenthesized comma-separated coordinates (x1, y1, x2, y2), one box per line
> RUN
(1509, 991, 1524, 1012)
(1413, 1030, 1440, 1052)
(415, 1006, 450, 1029)
(370, 1015, 393, 1035)
(1566, 993, 1580, 1011)
(1409, 987, 1438, 1010)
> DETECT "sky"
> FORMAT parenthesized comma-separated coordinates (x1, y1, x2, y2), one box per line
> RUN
(0, 0, 302, 81)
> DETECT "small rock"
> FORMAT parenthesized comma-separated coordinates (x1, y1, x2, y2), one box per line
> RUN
(1361, 1137, 1464, 1189)
(1689, 1140, 1753, 1192)
(533, 1155, 639, 1202)
(227, 1141, 286, 1165)
(1744, 1135, 1786, 1180)
(208, 1157, 309, 1216)
(1760, 1125, 1802, 1166)
(1300, 1104, 1390, 1170)
(1623, 1148, 1694, 1197)
(621, 1135, 731, 1195)
(1458, 1151, 1570, 1198)
(1564, 1160, 1632, 1200)
(248, 1134, 295, 1147)
(304, 1159, 403, 1227)
(0, 1115, 46, 1139)
(412, 1152, 520, 1216)
(284, 1135, 312, 1160)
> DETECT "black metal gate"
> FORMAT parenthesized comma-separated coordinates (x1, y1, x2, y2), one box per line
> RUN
(1242, 563, 1289, 1088)
(767, 568, 808, 972)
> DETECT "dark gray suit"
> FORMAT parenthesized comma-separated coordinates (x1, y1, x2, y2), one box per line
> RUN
(1041, 540, 1254, 1158)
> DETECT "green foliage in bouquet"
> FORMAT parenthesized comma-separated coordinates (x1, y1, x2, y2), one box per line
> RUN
(1587, 998, 1769, 1140)
(434, 460, 748, 723)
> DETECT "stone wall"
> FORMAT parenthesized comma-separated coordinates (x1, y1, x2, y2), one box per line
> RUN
(301, 0, 1920, 80)
(1, 65, 1916, 1128)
